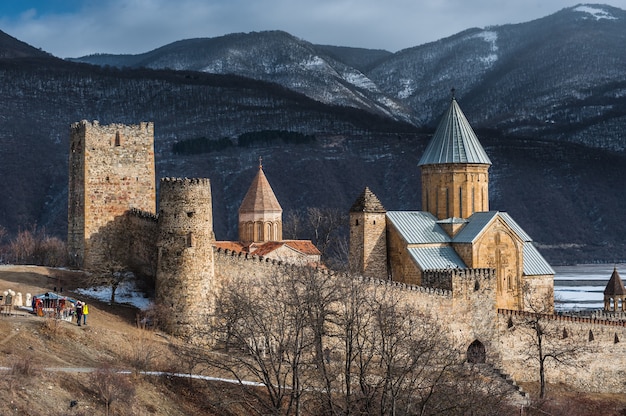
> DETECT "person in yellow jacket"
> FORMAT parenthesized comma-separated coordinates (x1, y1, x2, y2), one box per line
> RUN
(82, 303, 89, 325)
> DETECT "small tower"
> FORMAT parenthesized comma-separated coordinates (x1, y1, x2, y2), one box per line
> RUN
(349, 187, 388, 278)
(603, 267, 626, 312)
(156, 178, 215, 338)
(238, 159, 283, 243)
(418, 95, 491, 221)
(68, 121, 156, 269)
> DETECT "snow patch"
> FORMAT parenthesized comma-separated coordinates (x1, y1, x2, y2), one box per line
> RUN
(343, 71, 379, 91)
(75, 279, 152, 310)
(397, 79, 416, 99)
(472, 30, 499, 66)
(574, 5, 617, 20)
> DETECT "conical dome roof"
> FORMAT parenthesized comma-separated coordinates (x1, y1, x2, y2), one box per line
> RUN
(418, 98, 491, 166)
(604, 267, 626, 296)
(239, 164, 282, 214)
(350, 187, 386, 213)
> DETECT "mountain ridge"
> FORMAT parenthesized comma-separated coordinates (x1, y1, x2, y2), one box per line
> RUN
(69, 4, 626, 151)
(0, 5, 625, 265)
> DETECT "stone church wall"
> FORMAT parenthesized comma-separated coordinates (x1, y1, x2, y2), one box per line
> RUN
(387, 224, 422, 285)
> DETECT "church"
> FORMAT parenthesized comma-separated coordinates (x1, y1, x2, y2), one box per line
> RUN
(349, 96, 555, 312)
(213, 159, 321, 267)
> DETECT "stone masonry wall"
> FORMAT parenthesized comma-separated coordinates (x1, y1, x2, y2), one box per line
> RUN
(498, 309, 626, 393)
(420, 164, 489, 220)
(214, 251, 500, 366)
(387, 223, 421, 285)
(156, 178, 215, 338)
(348, 211, 388, 279)
(68, 120, 155, 269)
(126, 209, 158, 279)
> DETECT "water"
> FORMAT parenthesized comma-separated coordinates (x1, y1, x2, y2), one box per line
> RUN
(553, 264, 623, 311)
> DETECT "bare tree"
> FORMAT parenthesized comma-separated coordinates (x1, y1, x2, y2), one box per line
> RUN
(518, 284, 591, 399)
(283, 207, 348, 268)
(85, 241, 130, 304)
(4, 225, 68, 266)
(208, 271, 315, 415)
(90, 364, 135, 416)
(283, 210, 304, 240)
(195, 270, 517, 415)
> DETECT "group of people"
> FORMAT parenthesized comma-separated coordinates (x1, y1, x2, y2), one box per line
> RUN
(75, 301, 89, 326)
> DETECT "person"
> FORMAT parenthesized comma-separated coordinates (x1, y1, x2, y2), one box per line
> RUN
(82, 303, 89, 325)
(75, 301, 83, 326)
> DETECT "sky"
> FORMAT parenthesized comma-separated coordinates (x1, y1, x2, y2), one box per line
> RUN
(0, 1, 625, 58)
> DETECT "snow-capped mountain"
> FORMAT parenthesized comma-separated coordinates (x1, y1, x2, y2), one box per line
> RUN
(72, 31, 413, 122)
(73, 4, 626, 151)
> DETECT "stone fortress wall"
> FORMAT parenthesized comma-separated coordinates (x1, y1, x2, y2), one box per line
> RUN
(498, 309, 626, 393)
(68, 121, 626, 394)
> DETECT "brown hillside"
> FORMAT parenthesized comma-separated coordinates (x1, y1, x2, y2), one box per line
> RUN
(0, 265, 260, 416)
(0, 265, 623, 416)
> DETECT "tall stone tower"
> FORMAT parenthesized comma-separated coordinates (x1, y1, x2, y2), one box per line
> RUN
(418, 97, 491, 222)
(349, 187, 388, 278)
(68, 120, 156, 269)
(238, 161, 283, 243)
(156, 178, 215, 338)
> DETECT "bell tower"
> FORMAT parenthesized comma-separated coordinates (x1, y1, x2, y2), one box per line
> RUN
(418, 93, 491, 223)
(349, 187, 388, 278)
(238, 158, 283, 243)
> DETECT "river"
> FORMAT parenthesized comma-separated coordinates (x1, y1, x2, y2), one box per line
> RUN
(553, 263, 624, 311)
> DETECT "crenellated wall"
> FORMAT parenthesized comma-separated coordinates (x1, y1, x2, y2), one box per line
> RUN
(66, 119, 626, 395)
(498, 309, 626, 393)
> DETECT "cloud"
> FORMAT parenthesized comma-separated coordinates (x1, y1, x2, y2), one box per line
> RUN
(1, 0, 625, 58)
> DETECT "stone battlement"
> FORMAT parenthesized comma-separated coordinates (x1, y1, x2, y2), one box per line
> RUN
(423, 268, 495, 292)
(128, 208, 158, 222)
(160, 177, 211, 186)
(214, 247, 452, 298)
(71, 119, 153, 132)
(498, 308, 626, 328)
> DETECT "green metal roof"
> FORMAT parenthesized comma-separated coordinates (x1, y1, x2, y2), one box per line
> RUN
(418, 98, 492, 166)
(408, 246, 467, 270)
(386, 211, 451, 244)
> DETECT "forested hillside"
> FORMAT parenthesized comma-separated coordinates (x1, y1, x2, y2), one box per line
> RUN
(1, 5, 626, 265)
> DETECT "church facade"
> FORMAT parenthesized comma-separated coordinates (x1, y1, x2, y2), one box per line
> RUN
(349, 98, 554, 313)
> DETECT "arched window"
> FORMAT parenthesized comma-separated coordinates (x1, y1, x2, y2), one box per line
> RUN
(467, 340, 486, 364)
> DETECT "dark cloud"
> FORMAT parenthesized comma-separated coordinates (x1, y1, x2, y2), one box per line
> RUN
(0, 0, 624, 58)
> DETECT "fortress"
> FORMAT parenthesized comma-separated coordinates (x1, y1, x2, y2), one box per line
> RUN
(67, 98, 626, 395)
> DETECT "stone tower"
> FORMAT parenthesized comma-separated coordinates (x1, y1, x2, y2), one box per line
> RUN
(68, 120, 155, 269)
(238, 161, 283, 243)
(604, 267, 626, 312)
(418, 97, 491, 222)
(156, 178, 215, 338)
(349, 187, 388, 278)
